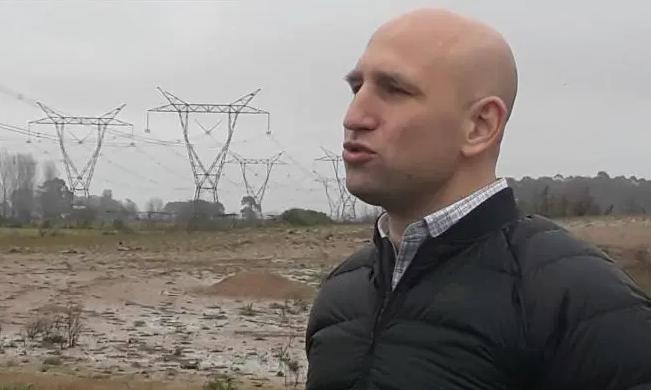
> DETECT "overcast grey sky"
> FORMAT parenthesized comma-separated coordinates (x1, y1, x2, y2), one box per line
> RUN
(0, 0, 649, 214)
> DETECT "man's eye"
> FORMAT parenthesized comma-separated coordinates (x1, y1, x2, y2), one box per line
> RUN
(350, 83, 362, 94)
(386, 85, 408, 95)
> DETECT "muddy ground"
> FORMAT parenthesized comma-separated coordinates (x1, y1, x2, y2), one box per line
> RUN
(0, 217, 649, 389)
(0, 224, 369, 389)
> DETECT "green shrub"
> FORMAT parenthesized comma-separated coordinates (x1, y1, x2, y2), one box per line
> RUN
(281, 208, 332, 226)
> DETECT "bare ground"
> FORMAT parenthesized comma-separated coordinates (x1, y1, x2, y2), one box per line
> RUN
(0, 225, 370, 389)
(0, 218, 648, 389)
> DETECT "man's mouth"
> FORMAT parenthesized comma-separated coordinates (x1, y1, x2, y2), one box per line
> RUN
(343, 142, 375, 164)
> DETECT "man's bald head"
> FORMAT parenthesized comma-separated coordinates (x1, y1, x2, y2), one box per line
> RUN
(343, 8, 518, 213)
(370, 8, 518, 119)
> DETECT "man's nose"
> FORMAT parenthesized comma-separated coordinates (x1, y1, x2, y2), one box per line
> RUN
(343, 90, 379, 132)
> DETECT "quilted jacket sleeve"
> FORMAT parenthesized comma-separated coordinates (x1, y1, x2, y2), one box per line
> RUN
(526, 253, 651, 390)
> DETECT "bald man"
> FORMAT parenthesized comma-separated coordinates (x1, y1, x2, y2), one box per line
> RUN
(305, 8, 651, 390)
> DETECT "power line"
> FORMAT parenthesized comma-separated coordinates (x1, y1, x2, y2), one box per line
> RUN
(0, 83, 40, 108)
(1, 82, 333, 213)
(315, 147, 356, 221)
(107, 127, 184, 147)
(267, 133, 316, 181)
(146, 87, 271, 204)
(131, 143, 190, 182)
(28, 103, 133, 201)
(225, 152, 286, 214)
(0, 122, 59, 142)
(42, 126, 164, 188)
(8, 130, 161, 196)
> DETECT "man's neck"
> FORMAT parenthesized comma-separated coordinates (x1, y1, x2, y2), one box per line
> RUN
(385, 174, 497, 245)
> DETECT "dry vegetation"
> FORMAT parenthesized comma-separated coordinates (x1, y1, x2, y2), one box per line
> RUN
(0, 371, 276, 390)
(0, 217, 649, 389)
(0, 223, 369, 389)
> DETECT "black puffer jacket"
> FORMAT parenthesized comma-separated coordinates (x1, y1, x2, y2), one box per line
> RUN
(305, 188, 651, 390)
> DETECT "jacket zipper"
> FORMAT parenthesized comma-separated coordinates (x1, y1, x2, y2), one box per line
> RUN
(361, 291, 391, 389)
(364, 285, 408, 389)
(361, 239, 398, 388)
(370, 292, 391, 345)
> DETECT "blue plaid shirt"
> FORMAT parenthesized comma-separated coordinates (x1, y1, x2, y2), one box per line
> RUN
(378, 178, 509, 290)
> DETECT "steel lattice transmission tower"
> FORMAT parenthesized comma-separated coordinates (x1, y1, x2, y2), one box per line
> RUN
(313, 174, 342, 220)
(227, 151, 286, 215)
(28, 103, 132, 202)
(146, 88, 270, 203)
(315, 147, 357, 221)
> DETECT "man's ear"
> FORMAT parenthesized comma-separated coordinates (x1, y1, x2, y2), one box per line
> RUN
(460, 96, 507, 158)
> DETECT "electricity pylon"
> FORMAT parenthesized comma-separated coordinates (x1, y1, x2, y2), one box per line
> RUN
(227, 151, 285, 215)
(146, 87, 270, 204)
(315, 148, 357, 221)
(28, 103, 132, 204)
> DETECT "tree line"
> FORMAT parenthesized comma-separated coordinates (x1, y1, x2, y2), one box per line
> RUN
(0, 151, 262, 229)
(508, 172, 650, 218)
(0, 150, 142, 227)
(1, 151, 648, 227)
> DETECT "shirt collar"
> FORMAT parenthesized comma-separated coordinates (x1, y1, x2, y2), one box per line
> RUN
(377, 178, 509, 239)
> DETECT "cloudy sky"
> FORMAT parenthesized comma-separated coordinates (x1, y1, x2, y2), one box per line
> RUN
(0, 0, 649, 214)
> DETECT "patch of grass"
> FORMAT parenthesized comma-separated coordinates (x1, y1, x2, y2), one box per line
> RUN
(42, 356, 62, 366)
(0, 227, 112, 250)
(133, 320, 146, 328)
(0, 371, 282, 390)
(0, 385, 35, 390)
(111, 219, 134, 234)
(239, 303, 256, 317)
(42, 334, 65, 345)
(292, 298, 310, 313)
(203, 375, 236, 390)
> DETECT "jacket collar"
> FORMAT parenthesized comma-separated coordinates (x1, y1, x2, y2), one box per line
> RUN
(371, 187, 521, 292)
(373, 187, 521, 247)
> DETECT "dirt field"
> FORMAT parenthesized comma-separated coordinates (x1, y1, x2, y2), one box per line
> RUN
(0, 224, 370, 389)
(0, 217, 649, 389)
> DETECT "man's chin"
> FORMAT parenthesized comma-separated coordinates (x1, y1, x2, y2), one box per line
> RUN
(346, 184, 384, 207)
